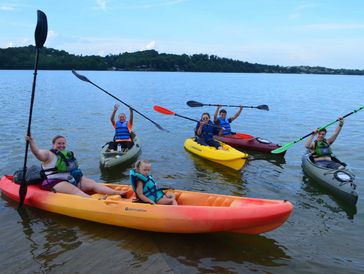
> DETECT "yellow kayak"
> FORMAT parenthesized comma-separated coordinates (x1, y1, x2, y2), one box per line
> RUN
(184, 138, 248, 170)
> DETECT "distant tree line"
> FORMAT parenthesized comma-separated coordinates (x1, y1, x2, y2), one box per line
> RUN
(1, 45, 364, 75)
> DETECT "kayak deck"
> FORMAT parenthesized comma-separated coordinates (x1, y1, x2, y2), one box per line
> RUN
(184, 138, 248, 170)
(0, 175, 293, 234)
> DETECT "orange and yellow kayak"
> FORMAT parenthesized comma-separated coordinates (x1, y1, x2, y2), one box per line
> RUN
(0, 175, 293, 234)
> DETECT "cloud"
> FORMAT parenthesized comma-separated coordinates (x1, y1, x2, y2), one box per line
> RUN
(95, 0, 108, 10)
(0, 5, 14, 11)
(289, 4, 316, 20)
(141, 40, 156, 50)
(5, 41, 13, 47)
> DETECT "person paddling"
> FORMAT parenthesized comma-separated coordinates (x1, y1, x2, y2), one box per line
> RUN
(27, 134, 126, 197)
(214, 105, 243, 135)
(108, 104, 134, 152)
(304, 117, 345, 169)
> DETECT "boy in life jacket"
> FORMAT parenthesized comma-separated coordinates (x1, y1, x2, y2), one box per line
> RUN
(213, 105, 243, 136)
(130, 160, 177, 205)
(195, 113, 224, 150)
(108, 104, 134, 152)
(304, 117, 344, 169)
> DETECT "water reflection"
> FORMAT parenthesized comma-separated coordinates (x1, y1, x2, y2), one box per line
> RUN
(99, 163, 132, 183)
(301, 175, 357, 219)
(5, 198, 82, 273)
(7, 201, 291, 273)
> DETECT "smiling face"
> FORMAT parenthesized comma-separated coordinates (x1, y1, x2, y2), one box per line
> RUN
(317, 129, 327, 141)
(219, 109, 227, 120)
(118, 113, 126, 122)
(201, 113, 210, 122)
(53, 137, 66, 151)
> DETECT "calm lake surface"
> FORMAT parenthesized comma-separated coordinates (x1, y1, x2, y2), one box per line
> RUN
(0, 70, 363, 273)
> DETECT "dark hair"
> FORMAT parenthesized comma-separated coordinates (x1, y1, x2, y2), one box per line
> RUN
(201, 112, 210, 119)
(318, 128, 327, 133)
(52, 135, 65, 144)
(219, 109, 227, 114)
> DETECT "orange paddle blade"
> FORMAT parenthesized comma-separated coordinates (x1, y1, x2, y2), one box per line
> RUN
(153, 105, 176, 115)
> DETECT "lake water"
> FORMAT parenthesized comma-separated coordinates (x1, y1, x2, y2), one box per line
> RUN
(0, 70, 363, 273)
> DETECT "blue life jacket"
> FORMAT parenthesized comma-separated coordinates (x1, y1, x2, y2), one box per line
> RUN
(129, 169, 165, 203)
(314, 139, 332, 157)
(114, 120, 131, 142)
(195, 121, 216, 142)
(217, 117, 232, 135)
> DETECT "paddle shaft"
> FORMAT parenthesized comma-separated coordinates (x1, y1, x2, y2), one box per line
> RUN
(271, 105, 364, 154)
(174, 113, 222, 129)
(204, 103, 259, 108)
(19, 48, 40, 209)
(73, 71, 165, 131)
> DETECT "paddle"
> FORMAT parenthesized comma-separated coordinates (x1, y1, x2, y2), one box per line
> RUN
(18, 10, 48, 210)
(72, 70, 166, 131)
(186, 100, 269, 111)
(271, 105, 364, 154)
(153, 105, 222, 129)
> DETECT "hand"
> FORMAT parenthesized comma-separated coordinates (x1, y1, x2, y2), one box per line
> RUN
(25, 134, 33, 142)
(113, 104, 119, 111)
(338, 117, 344, 127)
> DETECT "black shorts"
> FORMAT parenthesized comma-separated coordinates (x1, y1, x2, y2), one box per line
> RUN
(196, 138, 220, 149)
(108, 141, 134, 150)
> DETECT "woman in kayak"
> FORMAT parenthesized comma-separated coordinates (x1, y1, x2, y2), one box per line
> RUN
(108, 104, 134, 152)
(213, 105, 243, 135)
(130, 160, 177, 205)
(26, 134, 127, 197)
(304, 117, 344, 169)
(195, 112, 224, 150)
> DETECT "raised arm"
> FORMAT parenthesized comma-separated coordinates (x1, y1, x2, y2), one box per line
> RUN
(214, 105, 221, 124)
(110, 104, 119, 126)
(230, 106, 243, 122)
(26, 134, 51, 163)
(129, 107, 134, 128)
(327, 118, 344, 145)
(304, 130, 317, 150)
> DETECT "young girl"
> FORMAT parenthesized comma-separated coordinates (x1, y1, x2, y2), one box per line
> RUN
(130, 160, 177, 205)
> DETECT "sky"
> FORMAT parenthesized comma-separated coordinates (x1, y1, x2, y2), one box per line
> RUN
(1, 0, 364, 69)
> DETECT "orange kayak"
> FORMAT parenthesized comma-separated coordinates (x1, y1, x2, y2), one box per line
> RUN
(0, 175, 293, 234)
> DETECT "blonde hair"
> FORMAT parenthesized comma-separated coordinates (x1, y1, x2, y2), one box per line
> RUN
(135, 160, 151, 172)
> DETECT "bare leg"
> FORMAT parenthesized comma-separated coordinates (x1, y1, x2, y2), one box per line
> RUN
(53, 181, 90, 197)
(79, 176, 127, 195)
(157, 192, 178, 205)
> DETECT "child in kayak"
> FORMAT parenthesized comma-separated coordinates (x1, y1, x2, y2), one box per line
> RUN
(214, 105, 243, 135)
(195, 113, 224, 150)
(130, 160, 177, 205)
(26, 134, 127, 198)
(304, 117, 345, 169)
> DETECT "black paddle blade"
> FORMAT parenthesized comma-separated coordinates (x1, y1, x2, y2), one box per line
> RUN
(257, 104, 269, 111)
(186, 100, 204, 107)
(72, 69, 91, 83)
(35, 10, 48, 48)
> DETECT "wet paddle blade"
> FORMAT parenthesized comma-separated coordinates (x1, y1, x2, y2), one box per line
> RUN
(72, 69, 91, 83)
(153, 105, 176, 115)
(257, 104, 269, 111)
(35, 10, 48, 48)
(271, 141, 295, 154)
(186, 100, 204, 107)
